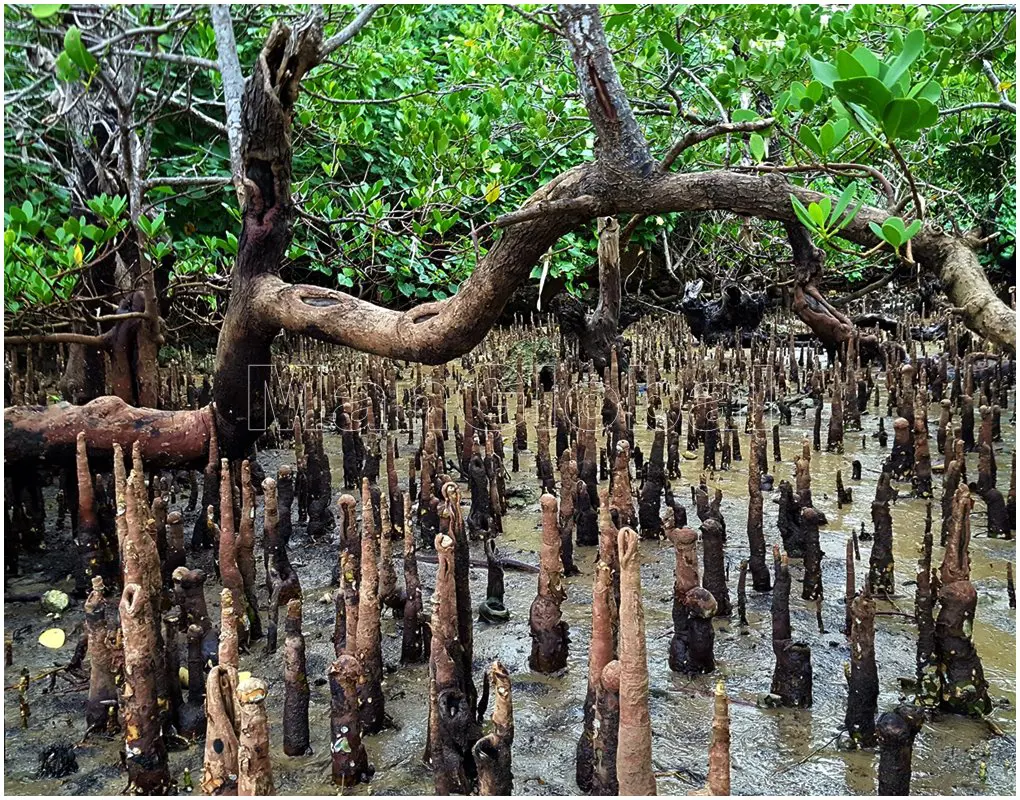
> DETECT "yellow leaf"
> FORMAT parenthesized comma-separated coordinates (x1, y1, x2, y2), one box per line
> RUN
(238, 671, 252, 683)
(999, 82, 1012, 92)
(38, 628, 66, 649)
(484, 181, 500, 205)
(73, 244, 83, 265)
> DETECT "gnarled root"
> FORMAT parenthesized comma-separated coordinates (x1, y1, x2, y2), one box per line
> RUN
(616, 527, 656, 795)
(473, 660, 514, 795)
(529, 493, 569, 673)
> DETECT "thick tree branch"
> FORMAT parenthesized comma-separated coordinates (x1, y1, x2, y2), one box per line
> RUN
(661, 119, 774, 171)
(491, 194, 602, 229)
(730, 162, 896, 208)
(141, 175, 232, 191)
(320, 5, 383, 57)
(556, 4, 653, 172)
(258, 167, 1015, 360)
(4, 332, 111, 348)
(111, 48, 218, 71)
(211, 4, 247, 207)
(5, 398, 214, 468)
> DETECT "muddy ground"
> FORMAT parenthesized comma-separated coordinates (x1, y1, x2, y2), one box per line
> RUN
(2, 358, 1016, 795)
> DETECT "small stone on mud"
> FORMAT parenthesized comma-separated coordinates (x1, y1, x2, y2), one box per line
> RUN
(37, 743, 78, 778)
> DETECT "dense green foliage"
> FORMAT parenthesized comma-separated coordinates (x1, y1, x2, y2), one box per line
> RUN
(4, 4, 1016, 333)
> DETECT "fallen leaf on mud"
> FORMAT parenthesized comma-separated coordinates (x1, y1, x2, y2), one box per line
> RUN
(38, 628, 66, 649)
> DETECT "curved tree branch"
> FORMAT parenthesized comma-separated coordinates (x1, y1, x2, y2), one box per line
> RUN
(254, 167, 1015, 363)
(321, 5, 383, 58)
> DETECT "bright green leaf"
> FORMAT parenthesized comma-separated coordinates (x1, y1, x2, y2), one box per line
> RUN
(808, 56, 840, 88)
(791, 196, 818, 231)
(749, 133, 766, 162)
(882, 97, 920, 139)
(833, 75, 893, 120)
(882, 219, 904, 247)
(910, 79, 942, 103)
(64, 27, 98, 74)
(798, 126, 823, 157)
(31, 4, 62, 19)
(915, 98, 938, 130)
(850, 46, 881, 77)
(884, 28, 924, 90)
(54, 51, 77, 82)
(836, 50, 867, 80)
(832, 182, 857, 223)
(657, 31, 685, 57)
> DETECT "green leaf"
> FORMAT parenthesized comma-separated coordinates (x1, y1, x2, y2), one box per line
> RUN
(884, 28, 924, 90)
(805, 81, 823, 102)
(731, 109, 758, 123)
(817, 196, 832, 222)
(903, 220, 922, 240)
(749, 133, 766, 162)
(808, 56, 840, 88)
(817, 123, 832, 154)
(833, 75, 892, 120)
(910, 79, 941, 103)
(64, 27, 97, 74)
(830, 118, 850, 147)
(54, 51, 77, 82)
(807, 201, 826, 227)
(657, 31, 685, 57)
(791, 196, 818, 231)
(31, 4, 62, 19)
(832, 183, 857, 221)
(882, 219, 904, 248)
(915, 98, 938, 129)
(836, 51, 867, 80)
(850, 46, 881, 77)
(882, 97, 919, 139)
(869, 220, 886, 241)
(798, 125, 823, 157)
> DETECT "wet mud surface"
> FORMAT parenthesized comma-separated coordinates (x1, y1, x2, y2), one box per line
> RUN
(3, 366, 1016, 795)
